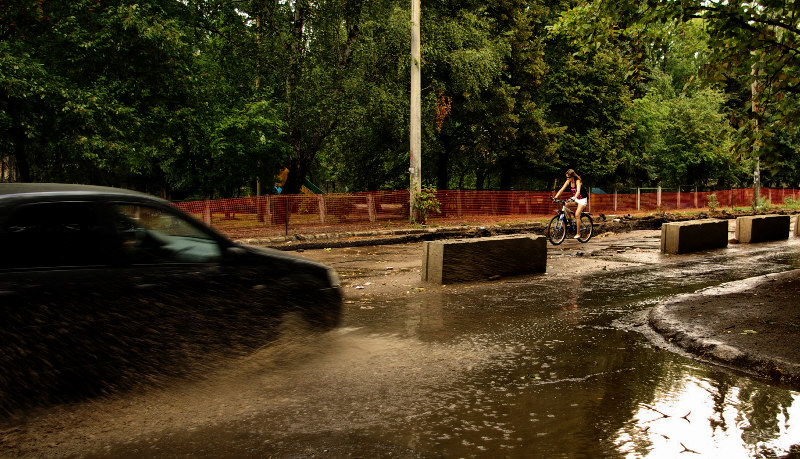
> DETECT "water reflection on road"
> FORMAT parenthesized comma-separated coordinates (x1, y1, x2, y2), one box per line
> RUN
(5, 239, 800, 458)
(329, 241, 800, 457)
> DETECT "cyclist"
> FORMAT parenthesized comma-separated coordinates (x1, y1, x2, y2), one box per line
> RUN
(553, 169, 587, 239)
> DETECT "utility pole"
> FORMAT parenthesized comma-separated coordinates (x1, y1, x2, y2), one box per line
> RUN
(751, 59, 761, 206)
(409, 0, 422, 222)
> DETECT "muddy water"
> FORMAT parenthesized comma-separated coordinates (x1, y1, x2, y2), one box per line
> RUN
(4, 241, 800, 457)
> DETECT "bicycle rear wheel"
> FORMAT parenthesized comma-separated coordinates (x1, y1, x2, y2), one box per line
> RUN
(577, 214, 593, 243)
(547, 215, 566, 245)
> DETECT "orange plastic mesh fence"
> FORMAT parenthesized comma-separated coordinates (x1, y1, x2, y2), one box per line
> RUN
(171, 188, 795, 238)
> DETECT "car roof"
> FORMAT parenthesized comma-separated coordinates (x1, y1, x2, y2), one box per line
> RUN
(0, 183, 158, 201)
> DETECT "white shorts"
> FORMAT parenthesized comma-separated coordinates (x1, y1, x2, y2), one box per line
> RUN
(573, 197, 587, 206)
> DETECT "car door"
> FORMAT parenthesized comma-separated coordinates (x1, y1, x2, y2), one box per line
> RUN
(0, 200, 134, 407)
(104, 202, 285, 359)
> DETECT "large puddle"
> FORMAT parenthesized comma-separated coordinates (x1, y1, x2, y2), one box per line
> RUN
(3, 240, 800, 457)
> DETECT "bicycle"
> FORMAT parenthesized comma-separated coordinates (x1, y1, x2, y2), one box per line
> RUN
(547, 197, 594, 245)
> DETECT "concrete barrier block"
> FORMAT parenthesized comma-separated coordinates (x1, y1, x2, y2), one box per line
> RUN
(736, 215, 790, 243)
(660, 219, 728, 254)
(422, 235, 546, 284)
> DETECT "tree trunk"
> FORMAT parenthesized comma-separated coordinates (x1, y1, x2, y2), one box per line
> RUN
(13, 147, 30, 183)
(499, 164, 513, 191)
(283, 155, 302, 195)
(436, 147, 450, 190)
(476, 168, 486, 191)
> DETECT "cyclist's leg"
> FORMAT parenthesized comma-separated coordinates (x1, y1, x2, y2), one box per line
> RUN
(575, 201, 585, 216)
(572, 207, 582, 238)
(572, 198, 586, 239)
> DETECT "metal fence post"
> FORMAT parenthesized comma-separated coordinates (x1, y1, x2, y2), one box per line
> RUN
(318, 195, 327, 223)
(586, 190, 591, 213)
(203, 200, 212, 226)
(637, 187, 641, 211)
(256, 196, 265, 223)
(657, 185, 662, 208)
(524, 192, 531, 214)
(264, 196, 272, 225)
(367, 193, 376, 223)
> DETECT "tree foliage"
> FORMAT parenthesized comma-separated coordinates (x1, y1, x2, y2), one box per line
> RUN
(553, 0, 800, 187)
(2, 0, 799, 194)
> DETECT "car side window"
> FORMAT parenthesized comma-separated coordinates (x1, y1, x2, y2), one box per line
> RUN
(0, 202, 118, 269)
(111, 204, 222, 264)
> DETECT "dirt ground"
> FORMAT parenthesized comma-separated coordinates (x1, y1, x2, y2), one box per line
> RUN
(294, 230, 646, 300)
(649, 269, 800, 386)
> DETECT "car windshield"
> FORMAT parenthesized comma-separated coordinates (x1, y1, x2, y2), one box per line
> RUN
(112, 204, 222, 263)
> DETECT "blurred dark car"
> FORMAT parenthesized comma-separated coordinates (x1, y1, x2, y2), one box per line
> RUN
(0, 183, 342, 413)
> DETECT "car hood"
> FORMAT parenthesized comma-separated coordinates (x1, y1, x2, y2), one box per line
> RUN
(236, 244, 341, 288)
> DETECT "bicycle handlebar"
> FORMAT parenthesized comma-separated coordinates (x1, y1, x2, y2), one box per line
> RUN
(551, 197, 574, 204)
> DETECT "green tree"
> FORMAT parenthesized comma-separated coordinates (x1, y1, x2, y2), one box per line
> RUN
(542, 37, 636, 188)
(237, 0, 383, 194)
(421, 3, 510, 190)
(632, 72, 737, 187)
(0, 0, 288, 197)
(622, 19, 745, 189)
(322, 1, 531, 192)
(559, 0, 800, 185)
(423, 1, 566, 191)
(480, 1, 565, 191)
(319, 4, 412, 192)
(176, 0, 289, 198)
(1, 1, 197, 191)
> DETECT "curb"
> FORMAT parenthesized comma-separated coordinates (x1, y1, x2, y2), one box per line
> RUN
(648, 274, 800, 386)
(237, 223, 545, 250)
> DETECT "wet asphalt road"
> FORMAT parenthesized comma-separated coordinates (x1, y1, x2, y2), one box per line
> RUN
(3, 231, 800, 458)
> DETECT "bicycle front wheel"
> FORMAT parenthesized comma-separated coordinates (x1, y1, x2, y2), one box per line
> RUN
(547, 215, 566, 245)
(577, 214, 594, 243)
